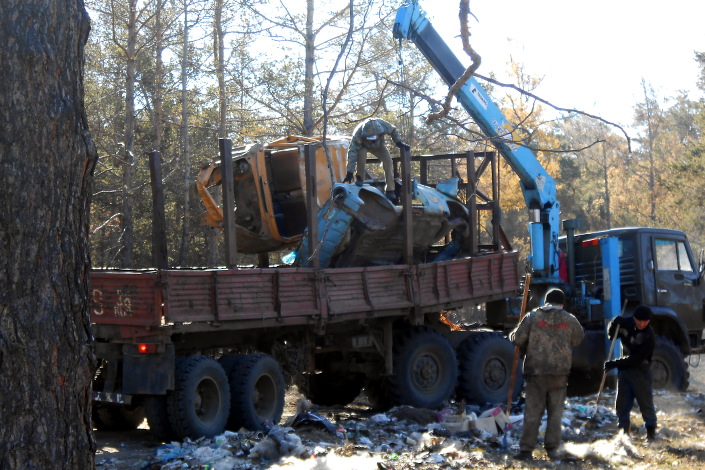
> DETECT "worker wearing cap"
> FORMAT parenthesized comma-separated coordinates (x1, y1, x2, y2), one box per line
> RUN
(343, 117, 410, 202)
(604, 305, 657, 440)
(509, 288, 585, 461)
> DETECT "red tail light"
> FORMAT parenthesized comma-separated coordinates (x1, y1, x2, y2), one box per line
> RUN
(138, 343, 158, 354)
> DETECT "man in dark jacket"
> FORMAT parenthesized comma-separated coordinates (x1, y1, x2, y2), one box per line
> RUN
(343, 117, 409, 203)
(509, 288, 585, 461)
(604, 305, 657, 440)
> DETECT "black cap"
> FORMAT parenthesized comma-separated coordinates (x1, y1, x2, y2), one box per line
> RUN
(545, 288, 565, 305)
(633, 306, 653, 321)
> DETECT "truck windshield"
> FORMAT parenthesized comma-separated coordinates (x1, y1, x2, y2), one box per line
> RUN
(655, 239, 694, 272)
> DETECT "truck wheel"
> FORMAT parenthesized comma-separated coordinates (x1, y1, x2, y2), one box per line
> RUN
(652, 337, 689, 391)
(167, 355, 231, 439)
(93, 402, 145, 431)
(227, 353, 285, 431)
(144, 395, 177, 441)
(388, 326, 458, 409)
(456, 332, 522, 405)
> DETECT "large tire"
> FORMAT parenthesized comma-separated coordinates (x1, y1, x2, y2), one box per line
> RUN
(388, 326, 458, 409)
(652, 337, 689, 391)
(167, 355, 231, 439)
(227, 354, 285, 431)
(93, 402, 145, 431)
(456, 332, 522, 406)
(144, 395, 177, 441)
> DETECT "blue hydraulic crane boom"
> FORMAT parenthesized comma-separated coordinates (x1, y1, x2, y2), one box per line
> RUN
(393, 0, 561, 282)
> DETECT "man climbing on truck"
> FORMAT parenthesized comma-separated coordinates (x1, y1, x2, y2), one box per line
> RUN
(604, 305, 657, 440)
(342, 117, 410, 203)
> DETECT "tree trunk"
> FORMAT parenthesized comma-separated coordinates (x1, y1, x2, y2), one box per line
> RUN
(153, 0, 165, 151)
(302, 0, 315, 136)
(121, 0, 138, 267)
(601, 142, 612, 229)
(215, 0, 227, 137)
(178, 0, 192, 266)
(206, 0, 228, 267)
(0, 1, 97, 468)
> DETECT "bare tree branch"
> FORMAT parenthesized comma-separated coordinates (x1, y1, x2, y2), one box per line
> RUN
(322, 0, 355, 184)
(475, 73, 632, 152)
(386, 77, 604, 154)
(426, 0, 480, 125)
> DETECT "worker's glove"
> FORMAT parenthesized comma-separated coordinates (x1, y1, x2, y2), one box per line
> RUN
(604, 360, 617, 372)
(343, 171, 353, 184)
(396, 141, 411, 151)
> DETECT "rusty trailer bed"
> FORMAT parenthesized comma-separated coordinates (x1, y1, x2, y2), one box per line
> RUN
(90, 251, 519, 340)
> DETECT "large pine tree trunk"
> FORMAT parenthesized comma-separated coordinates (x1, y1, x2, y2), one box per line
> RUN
(0, 1, 97, 468)
(179, 0, 192, 266)
(121, 0, 139, 268)
(302, 0, 315, 136)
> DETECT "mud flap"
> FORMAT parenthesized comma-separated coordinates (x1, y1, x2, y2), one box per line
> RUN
(123, 344, 175, 394)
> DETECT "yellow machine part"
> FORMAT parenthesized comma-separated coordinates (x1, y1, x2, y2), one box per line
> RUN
(196, 136, 348, 252)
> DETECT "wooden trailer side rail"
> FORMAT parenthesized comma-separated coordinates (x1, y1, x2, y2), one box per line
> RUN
(89, 250, 519, 339)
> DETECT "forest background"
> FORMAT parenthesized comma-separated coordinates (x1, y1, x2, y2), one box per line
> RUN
(85, 0, 705, 270)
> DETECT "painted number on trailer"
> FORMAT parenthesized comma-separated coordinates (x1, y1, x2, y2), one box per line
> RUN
(114, 289, 134, 317)
(92, 287, 135, 317)
(92, 289, 104, 316)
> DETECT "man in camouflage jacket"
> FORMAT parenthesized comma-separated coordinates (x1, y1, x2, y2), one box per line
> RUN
(509, 288, 585, 461)
(343, 118, 409, 202)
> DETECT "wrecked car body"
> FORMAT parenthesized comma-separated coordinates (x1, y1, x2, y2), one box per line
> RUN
(295, 179, 472, 268)
(197, 136, 348, 254)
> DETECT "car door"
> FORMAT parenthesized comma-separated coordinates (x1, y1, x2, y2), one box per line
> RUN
(652, 236, 702, 332)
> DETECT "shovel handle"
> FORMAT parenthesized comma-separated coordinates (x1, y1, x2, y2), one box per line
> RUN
(593, 299, 628, 409)
(506, 274, 531, 416)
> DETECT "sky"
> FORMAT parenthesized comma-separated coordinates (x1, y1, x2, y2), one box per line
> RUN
(419, 0, 705, 128)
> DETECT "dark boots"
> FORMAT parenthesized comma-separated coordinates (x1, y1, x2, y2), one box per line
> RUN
(618, 423, 631, 436)
(646, 426, 657, 441)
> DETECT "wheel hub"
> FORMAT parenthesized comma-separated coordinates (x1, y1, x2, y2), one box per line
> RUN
(414, 356, 440, 389)
(484, 358, 507, 391)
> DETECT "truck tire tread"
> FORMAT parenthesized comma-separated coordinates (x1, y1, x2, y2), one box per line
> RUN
(167, 355, 230, 439)
(653, 337, 689, 391)
(228, 353, 285, 431)
(456, 331, 521, 406)
(388, 326, 457, 409)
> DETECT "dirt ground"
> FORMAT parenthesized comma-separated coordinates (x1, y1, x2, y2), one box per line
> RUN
(95, 361, 705, 469)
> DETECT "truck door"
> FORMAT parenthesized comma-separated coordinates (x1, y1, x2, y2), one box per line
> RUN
(652, 236, 702, 331)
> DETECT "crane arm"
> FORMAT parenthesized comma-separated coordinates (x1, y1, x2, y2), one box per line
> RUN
(393, 0, 560, 279)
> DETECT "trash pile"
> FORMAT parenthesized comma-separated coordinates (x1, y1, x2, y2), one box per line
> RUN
(96, 388, 705, 470)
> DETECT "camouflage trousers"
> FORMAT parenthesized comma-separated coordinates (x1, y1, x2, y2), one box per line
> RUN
(354, 145, 395, 191)
(519, 375, 568, 452)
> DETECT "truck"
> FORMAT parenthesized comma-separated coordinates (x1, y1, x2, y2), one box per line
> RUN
(91, 138, 524, 439)
(90, 0, 705, 441)
(392, 0, 705, 393)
